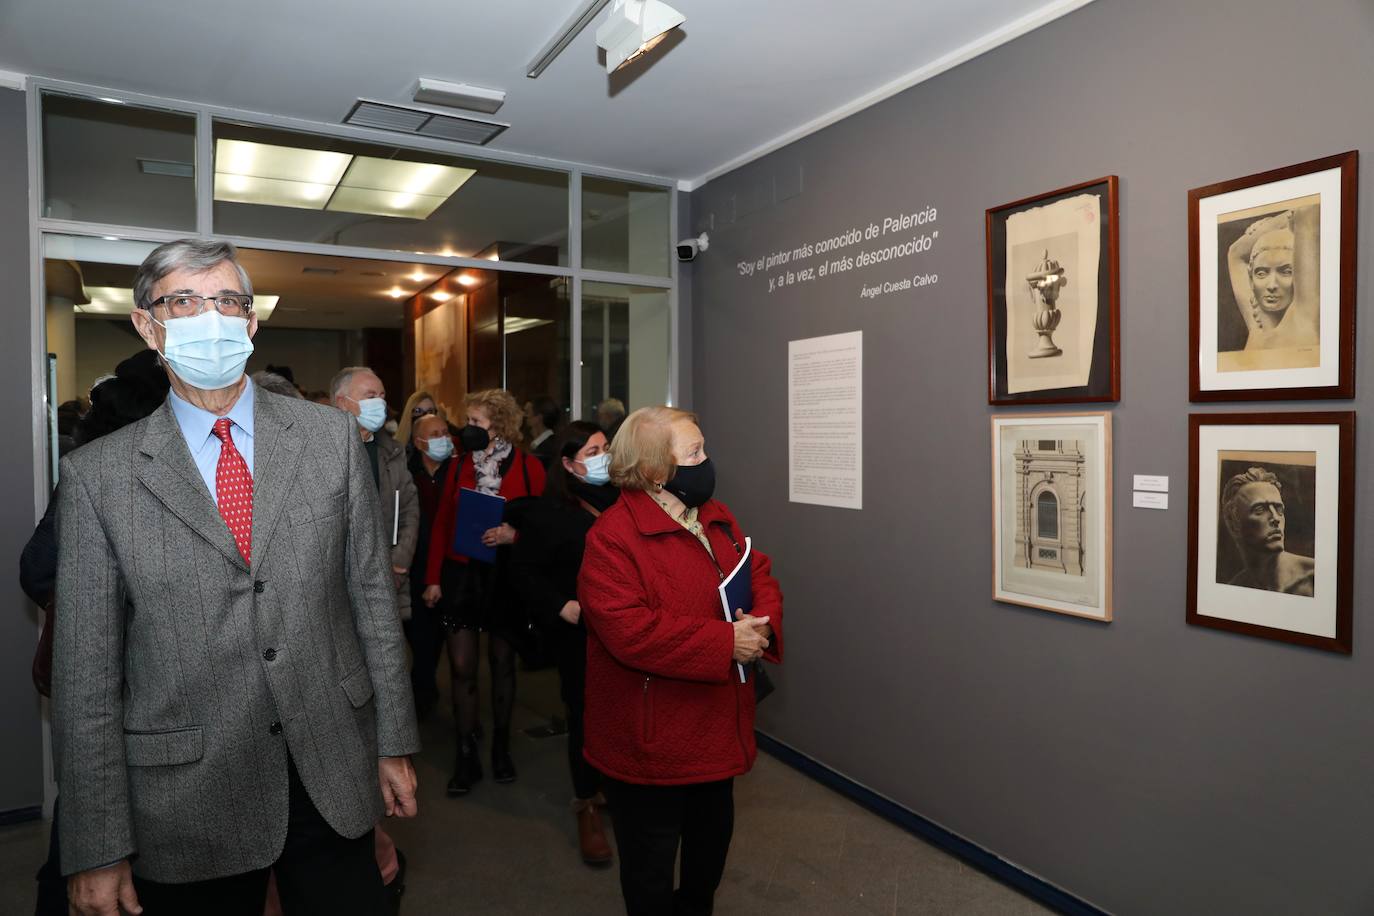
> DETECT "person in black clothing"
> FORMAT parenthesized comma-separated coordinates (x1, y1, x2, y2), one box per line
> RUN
(20, 349, 169, 916)
(405, 413, 454, 721)
(523, 395, 561, 468)
(512, 420, 618, 867)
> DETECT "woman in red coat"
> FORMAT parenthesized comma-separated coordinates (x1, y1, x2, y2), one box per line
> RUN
(422, 388, 545, 795)
(578, 406, 783, 916)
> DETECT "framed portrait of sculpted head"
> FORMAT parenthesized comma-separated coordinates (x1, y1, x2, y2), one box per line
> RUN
(1188, 412, 1355, 653)
(1188, 152, 1357, 401)
(991, 412, 1112, 621)
(986, 177, 1120, 405)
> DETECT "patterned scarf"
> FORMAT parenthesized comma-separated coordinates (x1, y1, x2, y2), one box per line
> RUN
(472, 438, 512, 495)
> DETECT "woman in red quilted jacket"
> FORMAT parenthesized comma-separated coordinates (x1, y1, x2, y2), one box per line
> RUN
(578, 406, 783, 916)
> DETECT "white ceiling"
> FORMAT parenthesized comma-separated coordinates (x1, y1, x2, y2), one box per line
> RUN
(0, 0, 1092, 188)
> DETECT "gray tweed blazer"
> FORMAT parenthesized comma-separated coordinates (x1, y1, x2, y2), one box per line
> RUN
(52, 385, 420, 882)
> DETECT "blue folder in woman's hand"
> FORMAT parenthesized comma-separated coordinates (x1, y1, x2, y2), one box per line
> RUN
(452, 487, 506, 564)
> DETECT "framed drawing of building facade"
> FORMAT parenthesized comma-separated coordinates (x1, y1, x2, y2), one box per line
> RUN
(1188, 151, 1357, 401)
(986, 177, 1120, 405)
(1187, 412, 1355, 653)
(991, 412, 1112, 621)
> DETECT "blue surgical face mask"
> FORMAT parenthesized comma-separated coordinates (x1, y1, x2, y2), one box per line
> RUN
(349, 397, 387, 433)
(152, 310, 254, 391)
(423, 435, 454, 462)
(577, 451, 611, 486)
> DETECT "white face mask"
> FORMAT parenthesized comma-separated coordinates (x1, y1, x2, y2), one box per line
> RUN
(577, 451, 611, 486)
(349, 397, 387, 433)
(152, 310, 254, 391)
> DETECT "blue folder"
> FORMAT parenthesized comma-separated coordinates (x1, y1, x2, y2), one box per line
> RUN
(452, 487, 506, 565)
(717, 537, 753, 683)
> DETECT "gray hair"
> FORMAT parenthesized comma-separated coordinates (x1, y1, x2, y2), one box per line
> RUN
(133, 239, 253, 310)
(329, 366, 377, 402)
(596, 397, 626, 421)
(251, 370, 302, 399)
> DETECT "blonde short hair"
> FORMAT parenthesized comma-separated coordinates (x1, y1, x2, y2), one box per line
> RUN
(609, 406, 698, 491)
(397, 389, 445, 447)
(466, 388, 524, 445)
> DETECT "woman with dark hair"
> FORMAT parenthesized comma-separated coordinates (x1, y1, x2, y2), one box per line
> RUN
(512, 420, 617, 866)
(422, 388, 545, 796)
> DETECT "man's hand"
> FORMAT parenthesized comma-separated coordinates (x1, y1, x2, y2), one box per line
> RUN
(732, 615, 771, 664)
(422, 584, 442, 608)
(68, 859, 141, 916)
(379, 756, 418, 818)
(392, 566, 408, 590)
(558, 600, 581, 625)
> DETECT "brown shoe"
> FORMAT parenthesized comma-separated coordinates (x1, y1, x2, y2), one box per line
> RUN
(574, 799, 613, 866)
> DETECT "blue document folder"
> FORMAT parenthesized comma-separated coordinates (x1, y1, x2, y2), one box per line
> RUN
(452, 487, 506, 565)
(717, 536, 753, 683)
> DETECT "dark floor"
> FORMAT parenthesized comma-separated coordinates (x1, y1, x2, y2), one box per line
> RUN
(0, 657, 1049, 915)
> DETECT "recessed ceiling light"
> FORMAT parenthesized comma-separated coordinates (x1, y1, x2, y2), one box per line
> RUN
(408, 271, 428, 282)
(457, 274, 478, 287)
(431, 290, 454, 302)
(386, 287, 407, 299)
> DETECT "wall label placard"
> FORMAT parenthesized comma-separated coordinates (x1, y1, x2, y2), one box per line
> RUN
(788, 331, 862, 510)
(1133, 474, 1169, 493)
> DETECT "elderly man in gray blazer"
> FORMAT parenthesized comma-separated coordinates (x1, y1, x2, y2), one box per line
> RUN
(54, 239, 420, 916)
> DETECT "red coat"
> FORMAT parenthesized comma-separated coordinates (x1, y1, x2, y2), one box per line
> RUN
(577, 488, 783, 785)
(425, 450, 546, 585)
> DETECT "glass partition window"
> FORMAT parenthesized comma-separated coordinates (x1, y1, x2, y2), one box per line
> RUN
(581, 177, 670, 277)
(212, 122, 569, 266)
(42, 94, 197, 230)
(581, 282, 670, 418)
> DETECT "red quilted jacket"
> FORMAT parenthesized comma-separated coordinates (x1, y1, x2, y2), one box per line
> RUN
(577, 488, 784, 785)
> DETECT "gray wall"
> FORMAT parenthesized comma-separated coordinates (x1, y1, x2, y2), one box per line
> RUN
(0, 86, 44, 815)
(688, 1, 1374, 913)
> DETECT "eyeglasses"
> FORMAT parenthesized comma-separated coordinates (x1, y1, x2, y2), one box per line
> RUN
(411, 405, 438, 418)
(145, 294, 254, 319)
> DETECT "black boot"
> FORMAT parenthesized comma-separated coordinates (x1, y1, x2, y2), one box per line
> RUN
(492, 728, 517, 784)
(446, 732, 482, 796)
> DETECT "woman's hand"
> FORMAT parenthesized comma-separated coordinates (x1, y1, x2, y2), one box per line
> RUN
(559, 600, 582, 625)
(422, 584, 442, 607)
(481, 523, 516, 548)
(732, 615, 771, 664)
(736, 611, 772, 639)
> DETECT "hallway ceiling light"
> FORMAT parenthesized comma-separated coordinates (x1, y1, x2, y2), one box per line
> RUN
(595, 0, 685, 73)
(503, 317, 553, 334)
(430, 290, 454, 302)
(413, 79, 506, 115)
(213, 139, 351, 211)
(326, 157, 476, 220)
(456, 274, 479, 287)
(386, 287, 408, 299)
(78, 287, 279, 320)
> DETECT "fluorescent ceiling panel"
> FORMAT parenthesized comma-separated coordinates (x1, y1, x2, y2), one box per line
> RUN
(214, 138, 353, 211)
(326, 158, 476, 219)
(77, 286, 279, 321)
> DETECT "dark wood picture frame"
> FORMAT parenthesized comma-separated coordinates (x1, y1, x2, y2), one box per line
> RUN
(986, 176, 1120, 405)
(1188, 151, 1358, 401)
(1187, 411, 1355, 654)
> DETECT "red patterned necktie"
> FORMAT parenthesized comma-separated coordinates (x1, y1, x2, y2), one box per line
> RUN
(212, 417, 253, 563)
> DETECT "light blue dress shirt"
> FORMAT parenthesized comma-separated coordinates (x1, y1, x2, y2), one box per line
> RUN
(167, 380, 255, 505)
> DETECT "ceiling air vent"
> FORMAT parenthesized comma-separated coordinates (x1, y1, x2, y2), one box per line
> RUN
(343, 100, 508, 146)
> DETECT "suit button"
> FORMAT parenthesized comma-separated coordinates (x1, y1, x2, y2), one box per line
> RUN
(269, 721, 282, 736)
(254, 581, 265, 594)
(263, 648, 277, 662)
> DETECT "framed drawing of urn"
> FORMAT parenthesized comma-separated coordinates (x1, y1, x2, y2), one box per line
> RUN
(986, 176, 1120, 405)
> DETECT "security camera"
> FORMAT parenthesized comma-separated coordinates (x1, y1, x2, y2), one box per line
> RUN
(676, 233, 709, 262)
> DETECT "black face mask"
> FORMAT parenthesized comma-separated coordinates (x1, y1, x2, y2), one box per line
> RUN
(459, 424, 490, 453)
(664, 458, 715, 509)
